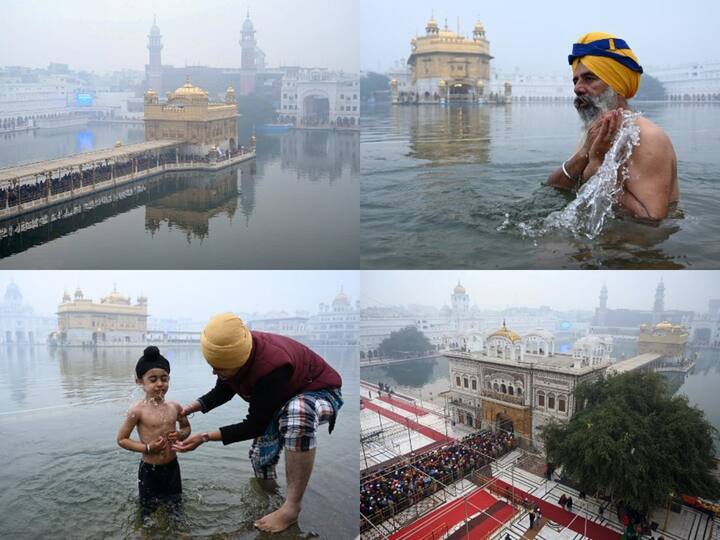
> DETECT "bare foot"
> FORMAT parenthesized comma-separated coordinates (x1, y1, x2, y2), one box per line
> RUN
(254, 502, 300, 533)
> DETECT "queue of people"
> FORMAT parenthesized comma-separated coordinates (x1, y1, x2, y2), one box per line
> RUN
(360, 430, 515, 528)
(1, 145, 253, 209)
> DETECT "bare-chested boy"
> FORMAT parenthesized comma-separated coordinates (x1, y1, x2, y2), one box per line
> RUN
(117, 346, 190, 514)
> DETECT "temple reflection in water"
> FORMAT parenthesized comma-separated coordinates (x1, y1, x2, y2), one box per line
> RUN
(145, 168, 242, 241)
(393, 104, 492, 163)
(279, 130, 359, 181)
(0, 125, 358, 267)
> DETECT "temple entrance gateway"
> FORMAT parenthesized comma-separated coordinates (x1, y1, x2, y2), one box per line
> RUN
(302, 95, 330, 126)
(448, 82, 473, 100)
(496, 412, 514, 434)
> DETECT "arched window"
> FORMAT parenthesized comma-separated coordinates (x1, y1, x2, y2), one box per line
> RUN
(471, 379, 477, 390)
(463, 377, 469, 388)
(517, 387, 523, 396)
(548, 394, 555, 409)
(537, 391, 545, 407)
(456, 376, 461, 387)
(493, 382, 499, 392)
(501, 384, 507, 394)
(558, 396, 566, 413)
(508, 386, 514, 396)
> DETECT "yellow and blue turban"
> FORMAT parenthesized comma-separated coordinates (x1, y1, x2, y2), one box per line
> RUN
(569, 32, 643, 98)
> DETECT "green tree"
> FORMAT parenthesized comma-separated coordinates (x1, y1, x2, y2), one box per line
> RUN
(360, 71, 391, 102)
(543, 371, 720, 514)
(635, 74, 666, 101)
(378, 326, 432, 358)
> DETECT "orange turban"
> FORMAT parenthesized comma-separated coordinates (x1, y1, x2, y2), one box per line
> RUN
(200, 313, 253, 369)
(570, 32, 643, 98)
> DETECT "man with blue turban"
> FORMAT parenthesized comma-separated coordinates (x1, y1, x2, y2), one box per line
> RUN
(547, 32, 678, 220)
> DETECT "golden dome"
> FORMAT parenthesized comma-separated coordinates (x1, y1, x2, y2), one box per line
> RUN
(655, 321, 673, 330)
(103, 286, 130, 305)
(333, 289, 350, 306)
(145, 88, 157, 96)
(426, 16, 438, 28)
(173, 77, 209, 99)
(439, 80, 447, 88)
(453, 280, 465, 294)
(226, 86, 235, 93)
(489, 321, 521, 343)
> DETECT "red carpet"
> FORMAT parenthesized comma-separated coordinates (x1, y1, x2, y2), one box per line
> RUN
(362, 399, 451, 443)
(390, 488, 503, 540)
(488, 478, 620, 540)
(379, 395, 431, 416)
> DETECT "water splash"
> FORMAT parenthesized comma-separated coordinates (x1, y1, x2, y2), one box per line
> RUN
(544, 111, 642, 239)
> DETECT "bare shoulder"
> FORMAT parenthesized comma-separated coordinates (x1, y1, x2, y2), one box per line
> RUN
(166, 400, 182, 415)
(124, 401, 145, 422)
(635, 117, 675, 156)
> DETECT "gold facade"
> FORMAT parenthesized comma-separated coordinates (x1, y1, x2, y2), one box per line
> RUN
(144, 80, 239, 146)
(57, 288, 148, 335)
(408, 17, 492, 88)
(480, 398, 533, 442)
(638, 322, 689, 358)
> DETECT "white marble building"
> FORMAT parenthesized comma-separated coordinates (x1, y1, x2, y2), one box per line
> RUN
(649, 61, 720, 100)
(689, 299, 720, 346)
(489, 69, 573, 101)
(0, 73, 79, 128)
(360, 282, 588, 357)
(277, 67, 360, 128)
(306, 289, 359, 346)
(0, 282, 55, 344)
(447, 325, 611, 447)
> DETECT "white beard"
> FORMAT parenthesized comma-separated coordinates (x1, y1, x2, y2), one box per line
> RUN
(575, 87, 619, 129)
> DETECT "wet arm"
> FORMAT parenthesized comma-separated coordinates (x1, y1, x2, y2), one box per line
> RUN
(176, 404, 192, 441)
(547, 150, 589, 190)
(218, 365, 293, 445)
(117, 408, 145, 453)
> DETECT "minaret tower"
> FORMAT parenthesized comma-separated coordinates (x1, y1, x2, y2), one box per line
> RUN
(599, 283, 608, 310)
(595, 283, 608, 326)
(653, 279, 665, 323)
(147, 15, 163, 95)
(239, 10, 257, 95)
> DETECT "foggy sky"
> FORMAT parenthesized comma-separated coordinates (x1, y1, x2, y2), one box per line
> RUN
(361, 0, 717, 74)
(0, 270, 359, 319)
(1, 0, 359, 74)
(362, 271, 720, 314)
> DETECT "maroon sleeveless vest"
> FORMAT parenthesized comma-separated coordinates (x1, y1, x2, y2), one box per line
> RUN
(225, 331, 341, 402)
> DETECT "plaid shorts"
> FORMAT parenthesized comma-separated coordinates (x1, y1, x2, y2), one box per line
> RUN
(249, 390, 339, 479)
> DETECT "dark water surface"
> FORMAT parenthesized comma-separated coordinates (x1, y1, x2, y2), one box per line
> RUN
(0, 125, 359, 268)
(361, 102, 720, 269)
(0, 345, 359, 539)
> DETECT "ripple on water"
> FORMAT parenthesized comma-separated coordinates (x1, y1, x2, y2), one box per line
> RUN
(361, 105, 720, 268)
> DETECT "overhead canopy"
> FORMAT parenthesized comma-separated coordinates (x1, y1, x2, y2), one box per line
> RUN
(607, 353, 662, 374)
(0, 139, 181, 185)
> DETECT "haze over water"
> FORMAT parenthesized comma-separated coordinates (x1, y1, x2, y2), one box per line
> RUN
(361, 102, 720, 269)
(0, 125, 359, 269)
(0, 345, 359, 539)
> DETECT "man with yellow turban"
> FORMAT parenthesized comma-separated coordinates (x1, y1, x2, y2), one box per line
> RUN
(172, 313, 343, 533)
(547, 32, 678, 220)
